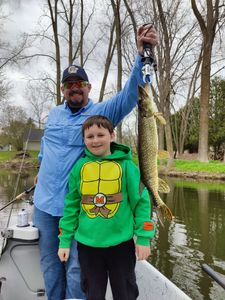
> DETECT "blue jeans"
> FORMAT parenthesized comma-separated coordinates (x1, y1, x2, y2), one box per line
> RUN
(33, 206, 85, 300)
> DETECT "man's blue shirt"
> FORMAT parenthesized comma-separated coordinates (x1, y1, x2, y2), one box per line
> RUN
(34, 54, 147, 216)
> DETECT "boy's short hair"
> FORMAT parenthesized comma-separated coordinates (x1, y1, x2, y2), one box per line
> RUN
(82, 115, 114, 136)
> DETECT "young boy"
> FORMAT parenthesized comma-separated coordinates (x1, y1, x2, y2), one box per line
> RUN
(58, 115, 156, 300)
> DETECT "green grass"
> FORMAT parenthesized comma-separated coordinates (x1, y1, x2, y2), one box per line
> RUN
(173, 159, 225, 174)
(132, 154, 225, 174)
(0, 151, 17, 161)
(1, 151, 225, 175)
(0, 151, 39, 162)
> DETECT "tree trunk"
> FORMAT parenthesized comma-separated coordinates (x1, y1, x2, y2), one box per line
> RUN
(191, 0, 220, 162)
(165, 99, 174, 169)
(155, 0, 174, 167)
(111, 0, 123, 143)
(99, 20, 116, 102)
(198, 43, 212, 162)
(47, 0, 61, 106)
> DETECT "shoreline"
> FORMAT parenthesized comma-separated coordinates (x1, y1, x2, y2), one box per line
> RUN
(1, 161, 225, 181)
(0, 161, 38, 169)
(159, 169, 225, 181)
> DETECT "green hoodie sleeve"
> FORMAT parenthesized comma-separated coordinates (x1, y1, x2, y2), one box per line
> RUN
(125, 160, 156, 246)
(58, 165, 81, 248)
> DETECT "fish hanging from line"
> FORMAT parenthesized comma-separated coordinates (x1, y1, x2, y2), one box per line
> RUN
(138, 83, 173, 224)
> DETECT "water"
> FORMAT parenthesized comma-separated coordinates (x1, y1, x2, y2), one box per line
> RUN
(0, 169, 36, 230)
(149, 177, 225, 300)
(1, 170, 225, 299)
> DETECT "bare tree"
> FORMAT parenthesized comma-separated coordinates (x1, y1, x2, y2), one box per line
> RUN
(20, 0, 98, 106)
(0, 103, 28, 150)
(191, 0, 222, 162)
(0, 71, 8, 104)
(110, 0, 123, 142)
(0, 2, 29, 103)
(46, 0, 62, 105)
(25, 81, 53, 129)
(99, 19, 117, 102)
(0, 1, 29, 70)
(172, 48, 202, 155)
(150, 0, 202, 168)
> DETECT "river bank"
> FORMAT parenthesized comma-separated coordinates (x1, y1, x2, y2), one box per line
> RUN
(0, 160, 38, 170)
(0, 151, 39, 170)
(159, 168, 225, 181)
(1, 159, 225, 181)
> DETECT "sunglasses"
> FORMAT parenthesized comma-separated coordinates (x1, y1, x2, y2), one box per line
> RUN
(63, 81, 89, 89)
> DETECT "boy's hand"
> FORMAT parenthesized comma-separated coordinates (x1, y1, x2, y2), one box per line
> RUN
(135, 245, 151, 260)
(58, 248, 70, 262)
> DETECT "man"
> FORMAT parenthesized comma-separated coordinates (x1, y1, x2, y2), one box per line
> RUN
(33, 24, 158, 300)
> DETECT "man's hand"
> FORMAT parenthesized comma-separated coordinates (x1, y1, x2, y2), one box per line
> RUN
(135, 244, 151, 260)
(58, 248, 70, 262)
(137, 24, 158, 56)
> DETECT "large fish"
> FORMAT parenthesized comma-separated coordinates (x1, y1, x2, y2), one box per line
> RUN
(138, 83, 173, 222)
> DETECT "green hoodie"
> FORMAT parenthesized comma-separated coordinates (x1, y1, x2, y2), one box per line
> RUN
(59, 142, 155, 248)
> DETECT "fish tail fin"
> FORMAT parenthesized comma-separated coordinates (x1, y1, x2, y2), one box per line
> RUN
(155, 203, 174, 224)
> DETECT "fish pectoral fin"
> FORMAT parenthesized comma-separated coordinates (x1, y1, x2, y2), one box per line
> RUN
(153, 112, 166, 125)
(158, 178, 170, 193)
(158, 150, 170, 160)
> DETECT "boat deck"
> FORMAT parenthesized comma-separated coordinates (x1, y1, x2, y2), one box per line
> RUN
(0, 236, 191, 300)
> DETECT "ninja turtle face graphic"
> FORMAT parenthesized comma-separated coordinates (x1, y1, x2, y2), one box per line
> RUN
(80, 161, 122, 218)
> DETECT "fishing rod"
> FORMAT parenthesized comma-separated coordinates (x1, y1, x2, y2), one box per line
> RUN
(0, 124, 34, 257)
(142, 23, 157, 83)
(4, 126, 33, 226)
(202, 264, 225, 290)
(0, 185, 35, 212)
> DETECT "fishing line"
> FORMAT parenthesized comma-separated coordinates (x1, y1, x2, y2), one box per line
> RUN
(0, 124, 33, 256)
(6, 125, 33, 226)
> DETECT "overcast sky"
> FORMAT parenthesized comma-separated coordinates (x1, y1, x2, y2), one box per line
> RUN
(3, 0, 225, 116)
(3, 0, 110, 112)
(3, 0, 45, 108)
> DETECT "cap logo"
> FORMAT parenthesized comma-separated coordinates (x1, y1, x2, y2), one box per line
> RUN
(68, 66, 79, 74)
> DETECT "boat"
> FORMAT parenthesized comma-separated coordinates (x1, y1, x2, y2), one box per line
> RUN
(0, 208, 192, 300)
(0, 185, 192, 300)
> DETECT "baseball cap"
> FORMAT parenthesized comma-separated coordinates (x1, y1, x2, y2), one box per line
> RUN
(61, 65, 89, 83)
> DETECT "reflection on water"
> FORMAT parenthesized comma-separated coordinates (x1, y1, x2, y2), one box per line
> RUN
(1, 171, 225, 299)
(0, 169, 36, 230)
(149, 177, 225, 300)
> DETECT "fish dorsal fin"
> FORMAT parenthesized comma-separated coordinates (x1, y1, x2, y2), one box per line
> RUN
(153, 112, 166, 125)
(158, 177, 170, 193)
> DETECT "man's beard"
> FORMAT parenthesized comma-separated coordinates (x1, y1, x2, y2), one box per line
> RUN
(67, 90, 84, 109)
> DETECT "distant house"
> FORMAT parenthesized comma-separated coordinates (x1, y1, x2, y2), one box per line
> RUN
(23, 129, 44, 151)
(0, 144, 12, 151)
